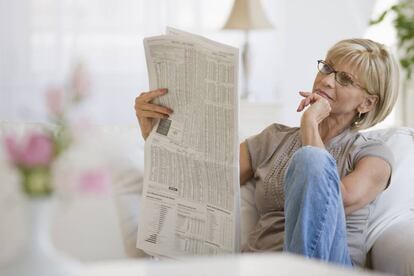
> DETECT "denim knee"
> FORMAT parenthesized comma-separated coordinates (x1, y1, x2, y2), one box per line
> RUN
(290, 146, 335, 172)
(284, 146, 340, 194)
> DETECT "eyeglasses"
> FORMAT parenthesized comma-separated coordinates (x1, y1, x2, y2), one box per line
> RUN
(317, 60, 371, 93)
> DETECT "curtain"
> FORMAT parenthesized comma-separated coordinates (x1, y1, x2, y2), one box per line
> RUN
(0, 0, 242, 124)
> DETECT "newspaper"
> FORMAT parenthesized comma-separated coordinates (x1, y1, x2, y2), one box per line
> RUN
(136, 27, 240, 258)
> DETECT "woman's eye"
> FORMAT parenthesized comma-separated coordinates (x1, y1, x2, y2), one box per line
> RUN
(338, 72, 353, 85)
(322, 65, 332, 73)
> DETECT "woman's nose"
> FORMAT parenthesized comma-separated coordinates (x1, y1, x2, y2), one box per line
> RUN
(320, 72, 336, 88)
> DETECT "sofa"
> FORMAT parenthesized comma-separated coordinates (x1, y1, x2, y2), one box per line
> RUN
(113, 127, 414, 275)
(0, 121, 414, 275)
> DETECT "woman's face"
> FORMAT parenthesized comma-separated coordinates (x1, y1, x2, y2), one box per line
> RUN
(312, 60, 367, 118)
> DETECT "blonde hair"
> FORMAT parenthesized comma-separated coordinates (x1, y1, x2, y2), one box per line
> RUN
(326, 39, 400, 130)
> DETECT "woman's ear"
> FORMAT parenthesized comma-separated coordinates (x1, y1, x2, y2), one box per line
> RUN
(358, 95, 379, 113)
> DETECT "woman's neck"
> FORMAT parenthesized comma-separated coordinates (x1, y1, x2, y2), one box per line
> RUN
(318, 116, 351, 144)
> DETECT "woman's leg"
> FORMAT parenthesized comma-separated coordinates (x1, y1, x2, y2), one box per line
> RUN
(283, 146, 352, 266)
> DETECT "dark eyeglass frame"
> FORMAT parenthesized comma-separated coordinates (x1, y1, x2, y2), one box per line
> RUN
(317, 60, 371, 94)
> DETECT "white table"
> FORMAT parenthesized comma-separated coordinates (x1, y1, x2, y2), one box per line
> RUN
(79, 253, 382, 276)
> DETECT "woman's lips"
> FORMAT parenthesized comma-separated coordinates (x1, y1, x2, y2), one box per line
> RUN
(316, 90, 334, 101)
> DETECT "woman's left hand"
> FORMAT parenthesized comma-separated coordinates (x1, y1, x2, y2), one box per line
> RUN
(297, 91, 331, 126)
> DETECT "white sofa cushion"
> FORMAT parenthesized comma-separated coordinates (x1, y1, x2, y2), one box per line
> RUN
(102, 126, 149, 258)
(370, 219, 414, 275)
(60, 124, 149, 258)
(362, 127, 414, 250)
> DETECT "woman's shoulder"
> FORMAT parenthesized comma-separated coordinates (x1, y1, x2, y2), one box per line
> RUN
(348, 131, 394, 167)
(352, 131, 388, 147)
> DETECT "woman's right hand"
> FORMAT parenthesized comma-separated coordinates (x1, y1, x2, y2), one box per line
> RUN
(134, 88, 173, 140)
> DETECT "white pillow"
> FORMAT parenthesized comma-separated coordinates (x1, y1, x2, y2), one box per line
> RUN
(50, 125, 136, 260)
(363, 127, 414, 249)
(99, 126, 150, 258)
(370, 219, 414, 275)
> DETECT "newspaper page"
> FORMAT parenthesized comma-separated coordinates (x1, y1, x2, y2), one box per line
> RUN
(136, 28, 240, 258)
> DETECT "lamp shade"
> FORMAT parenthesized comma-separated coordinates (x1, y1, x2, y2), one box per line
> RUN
(223, 0, 273, 30)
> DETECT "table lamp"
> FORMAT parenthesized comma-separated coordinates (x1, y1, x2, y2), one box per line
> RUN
(223, 0, 273, 99)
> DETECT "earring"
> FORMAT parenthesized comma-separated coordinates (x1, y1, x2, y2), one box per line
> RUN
(354, 112, 363, 127)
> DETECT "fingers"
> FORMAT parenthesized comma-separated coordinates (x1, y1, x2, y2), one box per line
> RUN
(135, 88, 173, 119)
(296, 91, 323, 112)
(299, 91, 311, 97)
(140, 103, 173, 115)
(297, 92, 312, 111)
(297, 98, 312, 112)
(137, 110, 170, 120)
(297, 99, 306, 112)
(136, 102, 172, 119)
(136, 88, 168, 104)
(134, 88, 170, 140)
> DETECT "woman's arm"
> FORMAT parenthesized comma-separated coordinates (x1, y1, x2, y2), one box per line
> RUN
(297, 92, 390, 215)
(240, 142, 253, 186)
(298, 92, 331, 149)
(341, 156, 391, 215)
(300, 120, 325, 149)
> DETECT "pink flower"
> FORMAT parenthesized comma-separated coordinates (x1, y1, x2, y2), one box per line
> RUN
(4, 133, 54, 168)
(71, 63, 91, 102)
(77, 168, 109, 195)
(21, 134, 54, 167)
(46, 87, 65, 116)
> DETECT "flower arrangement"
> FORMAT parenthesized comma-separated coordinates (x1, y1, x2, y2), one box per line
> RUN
(2, 63, 92, 197)
(4, 132, 54, 195)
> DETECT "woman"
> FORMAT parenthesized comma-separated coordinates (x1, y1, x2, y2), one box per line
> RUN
(134, 39, 399, 267)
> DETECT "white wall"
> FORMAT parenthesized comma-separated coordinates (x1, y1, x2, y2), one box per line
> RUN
(0, 0, 380, 128)
(256, 0, 377, 126)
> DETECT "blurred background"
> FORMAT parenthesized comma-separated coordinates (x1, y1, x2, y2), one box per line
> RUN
(0, 0, 413, 269)
(1, 0, 411, 129)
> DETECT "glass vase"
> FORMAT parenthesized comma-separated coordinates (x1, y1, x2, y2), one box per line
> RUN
(0, 197, 80, 276)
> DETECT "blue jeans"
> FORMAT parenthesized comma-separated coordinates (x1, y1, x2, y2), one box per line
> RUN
(283, 146, 353, 267)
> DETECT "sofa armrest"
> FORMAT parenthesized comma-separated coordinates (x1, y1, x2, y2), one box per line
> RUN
(370, 218, 414, 275)
(240, 181, 259, 250)
(112, 167, 150, 258)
